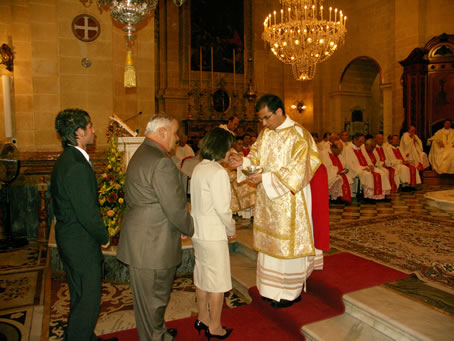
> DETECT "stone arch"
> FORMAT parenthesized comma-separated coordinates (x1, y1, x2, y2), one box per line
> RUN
(333, 56, 387, 137)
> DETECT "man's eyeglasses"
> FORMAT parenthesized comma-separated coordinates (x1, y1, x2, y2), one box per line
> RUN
(259, 113, 274, 122)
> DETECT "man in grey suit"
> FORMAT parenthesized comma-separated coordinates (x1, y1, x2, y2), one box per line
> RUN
(117, 113, 194, 340)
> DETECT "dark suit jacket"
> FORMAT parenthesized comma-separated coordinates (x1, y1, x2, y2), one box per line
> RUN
(51, 147, 108, 265)
(117, 138, 194, 270)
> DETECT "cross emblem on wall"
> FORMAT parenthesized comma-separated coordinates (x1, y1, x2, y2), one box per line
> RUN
(71, 14, 101, 42)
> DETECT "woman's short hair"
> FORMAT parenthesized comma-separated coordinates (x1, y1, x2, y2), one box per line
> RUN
(145, 112, 175, 135)
(55, 108, 90, 149)
(200, 128, 235, 161)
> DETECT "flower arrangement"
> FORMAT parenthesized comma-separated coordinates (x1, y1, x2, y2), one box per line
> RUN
(98, 132, 126, 238)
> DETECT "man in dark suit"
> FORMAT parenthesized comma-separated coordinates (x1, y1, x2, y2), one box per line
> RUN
(51, 109, 117, 341)
(117, 113, 194, 341)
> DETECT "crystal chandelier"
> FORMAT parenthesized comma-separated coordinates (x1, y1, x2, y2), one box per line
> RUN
(262, 0, 347, 80)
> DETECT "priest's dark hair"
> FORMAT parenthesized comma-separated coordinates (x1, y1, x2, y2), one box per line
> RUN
(255, 94, 286, 116)
(201, 127, 235, 161)
(55, 108, 91, 149)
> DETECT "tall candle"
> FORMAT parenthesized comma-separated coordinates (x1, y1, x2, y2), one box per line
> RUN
(199, 46, 202, 89)
(188, 45, 191, 89)
(2, 75, 13, 138)
(273, 10, 276, 25)
(210, 47, 214, 90)
(335, 8, 338, 23)
(329, 7, 332, 21)
(280, 9, 283, 23)
(233, 48, 236, 93)
(320, 6, 323, 20)
(344, 16, 347, 27)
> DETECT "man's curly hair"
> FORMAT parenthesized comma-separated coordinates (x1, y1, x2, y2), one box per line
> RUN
(55, 108, 90, 149)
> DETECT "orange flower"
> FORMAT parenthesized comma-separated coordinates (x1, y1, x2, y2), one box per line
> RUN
(107, 210, 115, 217)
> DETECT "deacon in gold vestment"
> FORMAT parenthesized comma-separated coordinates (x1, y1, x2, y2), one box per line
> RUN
(230, 94, 323, 308)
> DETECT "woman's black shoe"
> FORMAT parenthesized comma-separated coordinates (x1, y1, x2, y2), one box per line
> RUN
(194, 320, 209, 335)
(206, 328, 233, 340)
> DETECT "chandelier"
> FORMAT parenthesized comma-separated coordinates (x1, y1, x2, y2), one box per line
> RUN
(262, 0, 347, 80)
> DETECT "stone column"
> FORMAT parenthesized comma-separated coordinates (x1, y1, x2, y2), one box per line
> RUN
(381, 83, 392, 138)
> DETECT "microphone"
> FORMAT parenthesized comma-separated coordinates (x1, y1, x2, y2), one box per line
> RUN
(124, 111, 142, 122)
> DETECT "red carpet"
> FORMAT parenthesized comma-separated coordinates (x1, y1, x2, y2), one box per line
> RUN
(101, 253, 408, 340)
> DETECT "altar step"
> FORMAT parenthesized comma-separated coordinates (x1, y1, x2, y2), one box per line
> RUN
(230, 232, 454, 341)
(302, 286, 453, 341)
(423, 170, 454, 185)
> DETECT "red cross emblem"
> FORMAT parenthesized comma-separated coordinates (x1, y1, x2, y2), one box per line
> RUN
(72, 14, 101, 42)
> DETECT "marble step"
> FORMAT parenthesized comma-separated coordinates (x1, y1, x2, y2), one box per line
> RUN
(230, 252, 256, 301)
(302, 313, 393, 341)
(303, 286, 454, 341)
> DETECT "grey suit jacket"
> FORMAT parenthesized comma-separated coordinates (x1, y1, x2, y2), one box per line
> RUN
(117, 138, 194, 269)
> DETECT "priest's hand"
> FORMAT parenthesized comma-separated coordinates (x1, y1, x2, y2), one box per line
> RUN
(101, 241, 110, 249)
(229, 153, 243, 168)
(248, 173, 262, 184)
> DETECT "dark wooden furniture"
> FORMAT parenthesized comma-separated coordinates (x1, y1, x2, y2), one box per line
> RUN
(399, 33, 454, 142)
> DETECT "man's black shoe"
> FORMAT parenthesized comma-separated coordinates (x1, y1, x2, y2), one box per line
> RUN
(271, 295, 301, 308)
(168, 328, 178, 338)
(97, 337, 118, 341)
(261, 296, 273, 302)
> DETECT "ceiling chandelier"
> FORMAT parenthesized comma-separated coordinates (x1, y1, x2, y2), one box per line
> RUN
(262, 0, 347, 80)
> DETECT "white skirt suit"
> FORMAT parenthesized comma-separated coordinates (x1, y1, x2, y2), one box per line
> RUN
(190, 159, 236, 293)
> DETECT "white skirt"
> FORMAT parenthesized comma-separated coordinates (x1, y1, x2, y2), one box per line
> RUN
(192, 239, 232, 293)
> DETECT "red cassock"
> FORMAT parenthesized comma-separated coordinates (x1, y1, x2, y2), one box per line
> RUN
(310, 164, 330, 251)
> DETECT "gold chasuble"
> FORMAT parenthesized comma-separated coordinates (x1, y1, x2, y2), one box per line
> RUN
(246, 118, 321, 259)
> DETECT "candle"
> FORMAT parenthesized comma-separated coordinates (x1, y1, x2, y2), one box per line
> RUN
(233, 48, 236, 93)
(2, 75, 13, 138)
(329, 7, 332, 21)
(335, 8, 338, 23)
(280, 9, 283, 23)
(340, 11, 343, 24)
(274, 10, 276, 25)
(304, 5, 307, 20)
(199, 46, 202, 89)
(288, 7, 291, 21)
(312, 5, 315, 18)
(321, 5, 323, 20)
(344, 16, 347, 27)
(188, 45, 191, 89)
(210, 47, 214, 90)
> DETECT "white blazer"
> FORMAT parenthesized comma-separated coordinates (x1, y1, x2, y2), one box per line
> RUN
(190, 159, 235, 241)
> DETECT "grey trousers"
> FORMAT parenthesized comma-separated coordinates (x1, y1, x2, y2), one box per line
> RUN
(129, 265, 177, 341)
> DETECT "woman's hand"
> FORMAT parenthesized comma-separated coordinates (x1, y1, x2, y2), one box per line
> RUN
(228, 234, 237, 241)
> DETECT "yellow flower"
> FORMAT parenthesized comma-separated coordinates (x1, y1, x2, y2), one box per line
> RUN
(118, 198, 124, 204)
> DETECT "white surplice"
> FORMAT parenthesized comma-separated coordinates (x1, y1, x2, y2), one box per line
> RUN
(400, 132, 429, 170)
(320, 149, 353, 200)
(345, 144, 391, 199)
(428, 128, 454, 174)
(385, 145, 421, 185)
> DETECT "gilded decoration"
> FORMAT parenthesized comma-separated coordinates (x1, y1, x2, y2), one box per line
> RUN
(249, 124, 321, 259)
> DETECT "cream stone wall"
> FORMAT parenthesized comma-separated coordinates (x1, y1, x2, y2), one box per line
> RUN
(313, 0, 454, 138)
(0, 0, 155, 152)
(1, 0, 453, 153)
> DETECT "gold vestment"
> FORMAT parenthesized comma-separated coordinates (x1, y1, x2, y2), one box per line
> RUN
(249, 123, 321, 259)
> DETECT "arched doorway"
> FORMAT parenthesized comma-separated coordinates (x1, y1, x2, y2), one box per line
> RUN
(338, 57, 384, 137)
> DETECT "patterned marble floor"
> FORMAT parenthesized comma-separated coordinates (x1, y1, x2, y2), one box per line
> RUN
(328, 184, 454, 223)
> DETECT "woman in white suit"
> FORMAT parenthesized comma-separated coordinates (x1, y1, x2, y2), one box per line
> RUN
(191, 128, 236, 340)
